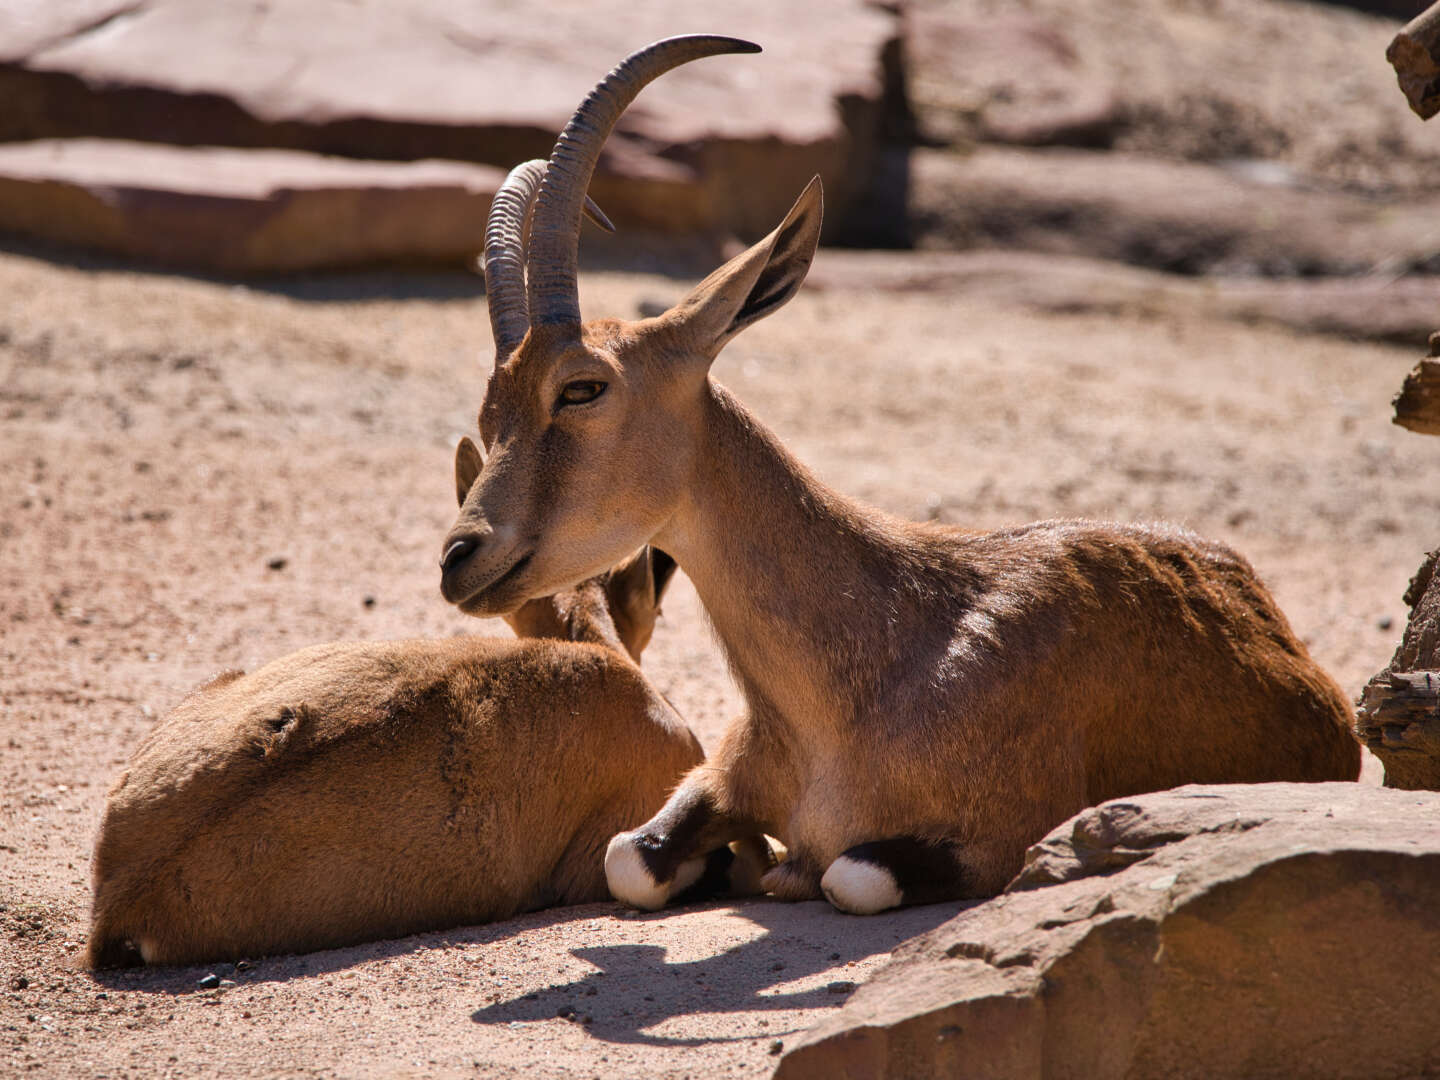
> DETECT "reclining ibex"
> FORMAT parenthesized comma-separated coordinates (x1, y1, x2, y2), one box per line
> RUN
(87, 527, 701, 967)
(438, 36, 1362, 915)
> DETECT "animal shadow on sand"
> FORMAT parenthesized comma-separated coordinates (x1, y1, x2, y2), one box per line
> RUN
(467, 897, 966, 1047)
(87, 896, 966, 1046)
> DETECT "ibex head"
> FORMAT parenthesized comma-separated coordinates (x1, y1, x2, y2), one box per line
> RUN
(440, 36, 822, 615)
(450, 435, 678, 658)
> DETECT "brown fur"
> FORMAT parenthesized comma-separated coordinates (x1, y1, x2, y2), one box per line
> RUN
(86, 549, 698, 967)
(438, 178, 1360, 907)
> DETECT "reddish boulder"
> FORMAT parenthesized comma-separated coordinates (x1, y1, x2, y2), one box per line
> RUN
(0, 1, 905, 244)
(776, 783, 1440, 1080)
(0, 139, 510, 272)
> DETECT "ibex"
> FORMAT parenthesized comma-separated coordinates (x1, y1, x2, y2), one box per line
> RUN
(87, 533, 702, 968)
(438, 37, 1362, 915)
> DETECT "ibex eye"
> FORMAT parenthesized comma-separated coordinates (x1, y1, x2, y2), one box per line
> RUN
(557, 381, 607, 408)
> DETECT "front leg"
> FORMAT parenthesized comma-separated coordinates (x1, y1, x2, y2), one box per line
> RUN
(606, 766, 765, 910)
(821, 837, 973, 915)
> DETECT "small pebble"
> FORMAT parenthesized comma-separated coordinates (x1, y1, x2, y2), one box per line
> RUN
(768, 1040, 784, 1056)
(769, 961, 785, 972)
(556, 1004, 575, 1020)
(1378, 615, 1394, 631)
(197, 973, 220, 990)
(827, 980, 857, 995)
(266, 557, 288, 571)
(362, 595, 376, 608)
(235, 960, 252, 972)
(219, 980, 237, 990)
(10, 976, 28, 990)
(829, 952, 841, 961)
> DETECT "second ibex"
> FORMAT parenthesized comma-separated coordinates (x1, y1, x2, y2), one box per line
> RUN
(439, 36, 1360, 915)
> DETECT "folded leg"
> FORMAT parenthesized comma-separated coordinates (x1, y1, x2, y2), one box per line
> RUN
(820, 837, 971, 915)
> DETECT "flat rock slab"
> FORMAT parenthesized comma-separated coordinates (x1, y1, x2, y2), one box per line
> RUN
(810, 248, 1440, 346)
(906, 12, 1123, 148)
(913, 146, 1440, 278)
(0, 139, 512, 272)
(0, 1, 902, 242)
(776, 783, 1440, 1080)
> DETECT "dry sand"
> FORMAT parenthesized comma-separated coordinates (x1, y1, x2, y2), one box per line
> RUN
(1, 241, 1432, 1077)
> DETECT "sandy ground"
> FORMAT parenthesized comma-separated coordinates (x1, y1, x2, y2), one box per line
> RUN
(0, 235, 1433, 1078)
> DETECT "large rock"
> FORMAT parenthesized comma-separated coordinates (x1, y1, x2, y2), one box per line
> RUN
(0, 138, 510, 272)
(913, 146, 1440, 277)
(809, 249, 1440, 346)
(906, 12, 1123, 148)
(776, 783, 1440, 1080)
(906, 0, 1440, 196)
(0, 0, 905, 245)
(0, 137, 731, 273)
(1358, 551, 1440, 789)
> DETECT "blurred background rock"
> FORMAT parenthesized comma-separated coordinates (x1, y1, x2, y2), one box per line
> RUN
(0, 0, 1435, 340)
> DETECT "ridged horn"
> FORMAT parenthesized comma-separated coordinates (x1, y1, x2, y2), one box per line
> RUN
(484, 160, 546, 361)
(525, 35, 762, 332)
(484, 162, 618, 362)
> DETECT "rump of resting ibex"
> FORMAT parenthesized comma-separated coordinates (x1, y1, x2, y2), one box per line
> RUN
(437, 37, 1362, 916)
(87, 536, 698, 968)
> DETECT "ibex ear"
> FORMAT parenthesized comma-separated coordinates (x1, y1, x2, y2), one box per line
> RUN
(649, 548, 678, 604)
(454, 436, 484, 507)
(660, 176, 823, 359)
(606, 546, 676, 614)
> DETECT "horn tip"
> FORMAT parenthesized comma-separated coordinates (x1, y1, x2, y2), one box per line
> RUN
(723, 37, 762, 54)
(583, 197, 618, 234)
(670, 34, 761, 54)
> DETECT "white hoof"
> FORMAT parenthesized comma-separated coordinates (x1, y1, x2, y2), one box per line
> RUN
(821, 856, 903, 915)
(671, 854, 707, 897)
(605, 833, 669, 910)
(604, 834, 707, 911)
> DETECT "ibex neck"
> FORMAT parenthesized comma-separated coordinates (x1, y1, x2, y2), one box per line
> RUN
(656, 384, 930, 729)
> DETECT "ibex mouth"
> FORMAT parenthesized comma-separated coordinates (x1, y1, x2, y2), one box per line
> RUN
(451, 551, 535, 615)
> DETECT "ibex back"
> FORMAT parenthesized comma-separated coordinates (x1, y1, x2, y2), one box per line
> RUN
(87, 542, 697, 967)
(438, 37, 1361, 915)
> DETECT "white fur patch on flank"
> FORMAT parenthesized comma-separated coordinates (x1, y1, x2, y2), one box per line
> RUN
(138, 937, 158, 965)
(821, 856, 903, 915)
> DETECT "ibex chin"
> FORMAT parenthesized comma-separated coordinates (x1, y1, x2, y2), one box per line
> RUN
(87, 526, 702, 967)
(438, 37, 1362, 915)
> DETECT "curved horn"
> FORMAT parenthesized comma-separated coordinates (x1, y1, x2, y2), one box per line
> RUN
(526, 35, 762, 332)
(484, 162, 619, 362)
(484, 160, 547, 361)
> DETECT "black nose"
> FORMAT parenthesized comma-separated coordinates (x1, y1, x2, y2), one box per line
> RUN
(441, 537, 478, 572)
